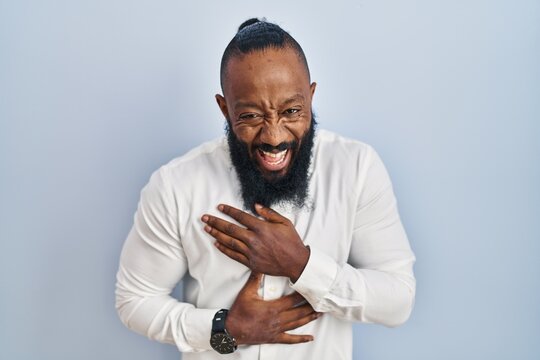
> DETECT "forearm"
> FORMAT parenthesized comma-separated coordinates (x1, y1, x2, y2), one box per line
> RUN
(115, 262, 219, 351)
(116, 227, 221, 352)
(291, 246, 415, 327)
(288, 144, 416, 326)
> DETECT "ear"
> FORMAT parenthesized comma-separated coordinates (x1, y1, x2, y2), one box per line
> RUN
(215, 94, 229, 120)
(309, 82, 317, 99)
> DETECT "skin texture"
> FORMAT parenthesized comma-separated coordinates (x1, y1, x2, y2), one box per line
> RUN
(205, 47, 319, 346)
(216, 47, 316, 178)
(224, 272, 321, 345)
(202, 204, 310, 281)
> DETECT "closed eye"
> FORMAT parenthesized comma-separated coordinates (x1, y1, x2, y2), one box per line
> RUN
(239, 113, 262, 120)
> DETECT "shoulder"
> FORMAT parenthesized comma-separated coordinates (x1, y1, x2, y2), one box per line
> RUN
(158, 136, 229, 178)
(146, 136, 230, 192)
(314, 129, 376, 167)
(165, 137, 229, 172)
(312, 129, 393, 202)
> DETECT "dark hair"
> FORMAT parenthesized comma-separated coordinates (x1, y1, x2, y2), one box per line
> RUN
(220, 18, 310, 91)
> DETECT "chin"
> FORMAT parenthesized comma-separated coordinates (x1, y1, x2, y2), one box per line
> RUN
(261, 168, 288, 182)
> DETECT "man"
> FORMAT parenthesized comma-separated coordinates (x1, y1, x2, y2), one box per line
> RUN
(116, 18, 416, 360)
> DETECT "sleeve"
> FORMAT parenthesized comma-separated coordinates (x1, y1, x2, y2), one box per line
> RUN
(291, 146, 416, 327)
(115, 166, 219, 352)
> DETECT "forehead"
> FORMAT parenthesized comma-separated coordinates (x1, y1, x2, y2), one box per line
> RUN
(223, 48, 310, 101)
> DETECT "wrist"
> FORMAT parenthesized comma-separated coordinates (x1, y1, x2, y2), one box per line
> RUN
(210, 309, 237, 354)
(289, 245, 310, 283)
(224, 312, 243, 346)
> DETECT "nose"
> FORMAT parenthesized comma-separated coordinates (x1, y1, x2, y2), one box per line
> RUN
(259, 116, 287, 147)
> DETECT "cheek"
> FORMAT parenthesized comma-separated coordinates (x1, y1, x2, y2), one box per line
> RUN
(233, 126, 259, 149)
(286, 119, 311, 141)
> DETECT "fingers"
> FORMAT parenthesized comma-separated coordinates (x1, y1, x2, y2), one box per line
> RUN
(272, 291, 307, 311)
(202, 212, 254, 268)
(254, 204, 287, 223)
(275, 333, 314, 344)
(205, 224, 250, 255)
(214, 242, 250, 268)
(280, 303, 316, 324)
(218, 204, 261, 229)
(238, 271, 264, 295)
(282, 313, 321, 333)
(202, 214, 251, 243)
(281, 308, 322, 332)
(248, 271, 264, 284)
(275, 304, 321, 344)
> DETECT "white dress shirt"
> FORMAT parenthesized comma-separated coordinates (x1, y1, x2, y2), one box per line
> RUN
(115, 129, 416, 360)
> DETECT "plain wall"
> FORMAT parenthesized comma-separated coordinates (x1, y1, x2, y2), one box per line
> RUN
(1, 1, 539, 359)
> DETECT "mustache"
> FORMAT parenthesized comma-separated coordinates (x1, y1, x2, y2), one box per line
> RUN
(225, 111, 317, 213)
(256, 141, 298, 153)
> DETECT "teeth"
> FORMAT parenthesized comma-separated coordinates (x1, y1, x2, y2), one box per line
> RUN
(259, 149, 287, 164)
(262, 150, 286, 159)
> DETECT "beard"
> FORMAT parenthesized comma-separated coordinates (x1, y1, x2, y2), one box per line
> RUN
(226, 113, 317, 214)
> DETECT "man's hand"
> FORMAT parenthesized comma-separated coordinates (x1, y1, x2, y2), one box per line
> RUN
(226, 272, 321, 345)
(202, 204, 310, 282)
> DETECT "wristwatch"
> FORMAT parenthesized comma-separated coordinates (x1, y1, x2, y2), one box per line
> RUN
(210, 309, 237, 354)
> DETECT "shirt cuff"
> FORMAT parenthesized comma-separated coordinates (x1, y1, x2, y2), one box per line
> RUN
(181, 308, 221, 352)
(290, 246, 339, 310)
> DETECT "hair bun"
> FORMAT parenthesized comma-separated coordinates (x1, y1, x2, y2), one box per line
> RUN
(238, 18, 262, 32)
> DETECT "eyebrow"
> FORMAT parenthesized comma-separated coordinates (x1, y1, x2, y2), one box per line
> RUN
(234, 101, 260, 110)
(233, 94, 306, 111)
(282, 94, 306, 106)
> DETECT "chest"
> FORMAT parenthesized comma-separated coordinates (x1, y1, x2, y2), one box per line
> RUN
(172, 158, 358, 306)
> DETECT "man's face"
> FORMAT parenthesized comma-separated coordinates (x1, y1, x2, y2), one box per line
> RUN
(216, 47, 316, 181)
(216, 47, 317, 211)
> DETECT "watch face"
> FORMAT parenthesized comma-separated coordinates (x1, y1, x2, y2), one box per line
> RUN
(210, 333, 236, 354)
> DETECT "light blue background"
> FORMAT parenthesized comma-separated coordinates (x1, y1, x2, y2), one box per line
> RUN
(1, 1, 539, 359)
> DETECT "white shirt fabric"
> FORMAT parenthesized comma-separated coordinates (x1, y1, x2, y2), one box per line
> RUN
(115, 129, 416, 360)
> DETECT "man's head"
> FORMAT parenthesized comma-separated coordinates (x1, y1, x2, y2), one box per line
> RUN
(216, 18, 317, 213)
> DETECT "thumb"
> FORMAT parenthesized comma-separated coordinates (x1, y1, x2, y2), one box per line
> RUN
(240, 271, 264, 296)
(255, 204, 285, 223)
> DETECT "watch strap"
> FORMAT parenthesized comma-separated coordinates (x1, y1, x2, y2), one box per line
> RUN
(211, 309, 228, 335)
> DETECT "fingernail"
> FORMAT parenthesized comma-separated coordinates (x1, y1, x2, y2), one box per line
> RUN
(218, 204, 224, 211)
(255, 204, 262, 210)
(204, 225, 211, 233)
(202, 215, 208, 222)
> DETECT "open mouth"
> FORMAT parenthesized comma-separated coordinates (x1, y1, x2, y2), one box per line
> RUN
(255, 148, 292, 172)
